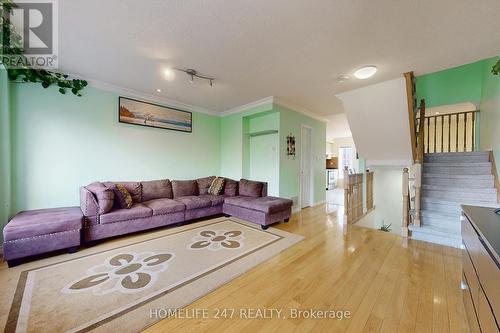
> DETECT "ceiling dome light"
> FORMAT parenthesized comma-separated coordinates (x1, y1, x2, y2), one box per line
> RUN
(163, 68, 175, 81)
(353, 66, 378, 79)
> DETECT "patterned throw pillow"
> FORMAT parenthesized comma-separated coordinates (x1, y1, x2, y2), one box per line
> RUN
(208, 177, 225, 195)
(115, 184, 133, 209)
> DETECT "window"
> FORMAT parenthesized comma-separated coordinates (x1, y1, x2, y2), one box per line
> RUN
(338, 146, 354, 176)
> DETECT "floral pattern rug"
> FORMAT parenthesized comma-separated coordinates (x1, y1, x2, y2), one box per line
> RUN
(2, 217, 303, 333)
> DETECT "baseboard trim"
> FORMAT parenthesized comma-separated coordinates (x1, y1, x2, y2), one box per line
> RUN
(291, 200, 326, 214)
(313, 200, 326, 207)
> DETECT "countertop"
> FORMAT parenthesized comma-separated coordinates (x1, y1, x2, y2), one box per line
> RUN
(462, 205, 500, 267)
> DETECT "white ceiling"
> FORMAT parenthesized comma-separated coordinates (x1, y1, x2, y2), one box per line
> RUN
(59, 0, 500, 115)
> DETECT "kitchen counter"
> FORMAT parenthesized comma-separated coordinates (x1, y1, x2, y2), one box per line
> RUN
(462, 205, 500, 267)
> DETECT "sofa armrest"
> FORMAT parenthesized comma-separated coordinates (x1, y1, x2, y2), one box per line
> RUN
(80, 187, 99, 217)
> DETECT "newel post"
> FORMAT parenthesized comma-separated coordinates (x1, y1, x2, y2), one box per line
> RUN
(343, 166, 350, 224)
(413, 163, 422, 227)
(402, 168, 410, 238)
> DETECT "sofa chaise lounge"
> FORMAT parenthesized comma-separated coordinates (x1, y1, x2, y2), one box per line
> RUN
(3, 177, 293, 266)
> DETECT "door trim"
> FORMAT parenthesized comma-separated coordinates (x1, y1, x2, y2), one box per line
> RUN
(299, 124, 314, 209)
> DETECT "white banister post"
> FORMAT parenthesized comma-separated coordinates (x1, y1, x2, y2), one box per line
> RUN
(343, 166, 350, 224)
(413, 163, 422, 227)
(402, 168, 410, 237)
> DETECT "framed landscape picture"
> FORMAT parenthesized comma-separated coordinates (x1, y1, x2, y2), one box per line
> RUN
(118, 97, 192, 133)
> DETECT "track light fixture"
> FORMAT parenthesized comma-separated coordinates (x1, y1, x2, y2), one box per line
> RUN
(175, 68, 215, 87)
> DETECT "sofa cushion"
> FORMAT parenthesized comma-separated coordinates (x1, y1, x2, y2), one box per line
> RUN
(238, 179, 264, 198)
(174, 196, 211, 210)
(99, 203, 153, 224)
(198, 194, 225, 207)
(196, 176, 216, 195)
(3, 207, 83, 242)
(141, 179, 172, 201)
(223, 178, 238, 197)
(172, 180, 198, 198)
(85, 182, 114, 214)
(224, 196, 293, 214)
(104, 181, 142, 203)
(208, 177, 225, 195)
(142, 198, 185, 216)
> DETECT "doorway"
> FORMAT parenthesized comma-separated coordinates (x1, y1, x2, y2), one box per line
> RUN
(300, 125, 313, 209)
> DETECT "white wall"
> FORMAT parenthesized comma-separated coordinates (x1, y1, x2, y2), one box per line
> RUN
(326, 113, 352, 141)
(355, 166, 404, 235)
(337, 78, 412, 167)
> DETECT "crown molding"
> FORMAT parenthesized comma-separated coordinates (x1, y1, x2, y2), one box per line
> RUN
(64, 72, 220, 116)
(221, 96, 328, 123)
(66, 72, 329, 121)
(273, 97, 329, 123)
(220, 96, 274, 116)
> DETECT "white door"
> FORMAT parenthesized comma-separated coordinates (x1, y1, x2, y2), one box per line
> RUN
(301, 126, 312, 208)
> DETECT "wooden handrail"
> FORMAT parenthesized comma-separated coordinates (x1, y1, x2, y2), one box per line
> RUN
(416, 99, 426, 163)
(404, 72, 417, 162)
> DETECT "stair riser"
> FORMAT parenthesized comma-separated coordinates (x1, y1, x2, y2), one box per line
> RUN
(421, 217, 460, 230)
(422, 178, 494, 188)
(423, 166, 491, 175)
(422, 185, 497, 194)
(410, 232, 462, 248)
(423, 190, 498, 202)
(424, 152, 489, 163)
(422, 202, 460, 215)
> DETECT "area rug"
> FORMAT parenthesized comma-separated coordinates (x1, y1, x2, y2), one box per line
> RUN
(3, 217, 303, 333)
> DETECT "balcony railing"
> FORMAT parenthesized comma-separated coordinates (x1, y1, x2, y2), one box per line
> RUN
(421, 111, 479, 154)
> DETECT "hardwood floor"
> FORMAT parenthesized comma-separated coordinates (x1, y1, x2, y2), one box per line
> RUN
(145, 204, 470, 333)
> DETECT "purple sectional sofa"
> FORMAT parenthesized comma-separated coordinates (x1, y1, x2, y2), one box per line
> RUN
(3, 177, 293, 266)
(81, 177, 292, 242)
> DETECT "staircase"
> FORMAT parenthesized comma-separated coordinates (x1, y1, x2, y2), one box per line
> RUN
(410, 151, 499, 248)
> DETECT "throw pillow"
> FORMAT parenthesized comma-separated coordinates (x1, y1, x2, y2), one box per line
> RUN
(196, 176, 216, 195)
(239, 179, 264, 198)
(208, 177, 225, 195)
(115, 184, 133, 209)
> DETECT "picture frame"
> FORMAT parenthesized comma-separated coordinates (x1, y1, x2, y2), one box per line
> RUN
(118, 96, 192, 133)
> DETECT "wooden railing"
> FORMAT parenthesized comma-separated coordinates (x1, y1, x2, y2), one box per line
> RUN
(404, 72, 418, 162)
(343, 167, 364, 224)
(422, 110, 479, 154)
(366, 170, 374, 211)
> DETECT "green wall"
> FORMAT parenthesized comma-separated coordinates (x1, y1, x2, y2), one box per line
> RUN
(0, 68, 12, 244)
(479, 56, 500, 175)
(276, 105, 326, 206)
(220, 103, 326, 206)
(9, 83, 221, 214)
(416, 61, 483, 108)
(416, 56, 500, 178)
(247, 112, 280, 196)
(1, 80, 327, 242)
(219, 104, 273, 180)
